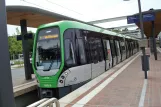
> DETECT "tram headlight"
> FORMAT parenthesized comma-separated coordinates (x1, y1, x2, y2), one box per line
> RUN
(59, 80, 63, 83)
(61, 76, 65, 79)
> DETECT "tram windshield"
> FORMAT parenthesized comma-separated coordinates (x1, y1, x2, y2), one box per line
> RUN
(36, 27, 61, 71)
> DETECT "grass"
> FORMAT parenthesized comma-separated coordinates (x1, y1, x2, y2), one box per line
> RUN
(14, 60, 24, 67)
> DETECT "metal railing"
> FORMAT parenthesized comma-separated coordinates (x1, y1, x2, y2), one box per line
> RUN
(27, 98, 60, 107)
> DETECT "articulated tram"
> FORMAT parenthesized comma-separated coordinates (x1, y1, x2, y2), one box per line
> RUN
(32, 21, 139, 99)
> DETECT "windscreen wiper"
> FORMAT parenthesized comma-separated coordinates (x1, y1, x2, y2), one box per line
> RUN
(43, 48, 57, 71)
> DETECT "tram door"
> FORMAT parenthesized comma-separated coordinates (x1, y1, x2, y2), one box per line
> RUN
(121, 40, 126, 61)
(104, 40, 112, 71)
(107, 40, 112, 68)
(115, 40, 121, 63)
(89, 37, 105, 79)
(131, 42, 134, 55)
(126, 41, 129, 58)
(129, 42, 131, 56)
(110, 40, 117, 67)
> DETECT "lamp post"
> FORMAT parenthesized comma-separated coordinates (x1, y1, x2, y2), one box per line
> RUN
(137, 0, 145, 39)
(124, 0, 144, 39)
(124, 0, 148, 79)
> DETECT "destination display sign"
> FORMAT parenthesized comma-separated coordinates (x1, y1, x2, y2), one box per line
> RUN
(39, 34, 58, 40)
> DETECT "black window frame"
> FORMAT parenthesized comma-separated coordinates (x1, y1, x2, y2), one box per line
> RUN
(103, 39, 109, 60)
(64, 28, 88, 67)
(34, 26, 61, 70)
(64, 29, 77, 67)
(110, 39, 116, 58)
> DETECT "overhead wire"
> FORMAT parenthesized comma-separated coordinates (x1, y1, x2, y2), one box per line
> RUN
(20, 0, 138, 38)
(46, 0, 83, 15)
(21, 0, 82, 15)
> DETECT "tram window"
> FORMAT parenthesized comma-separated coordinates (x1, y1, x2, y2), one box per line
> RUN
(97, 39, 104, 62)
(120, 41, 126, 54)
(110, 40, 116, 57)
(82, 30, 91, 63)
(103, 40, 108, 60)
(130, 42, 132, 50)
(133, 42, 135, 49)
(75, 29, 87, 65)
(128, 42, 131, 51)
(114, 40, 120, 56)
(77, 39, 86, 64)
(87, 31, 104, 62)
(127, 42, 129, 50)
(88, 37, 99, 63)
(135, 41, 137, 49)
(137, 42, 139, 49)
(64, 29, 77, 67)
(126, 41, 129, 51)
(125, 41, 128, 54)
(131, 42, 134, 49)
(135, 42, 137, 49)
(65, 39, 76, 65)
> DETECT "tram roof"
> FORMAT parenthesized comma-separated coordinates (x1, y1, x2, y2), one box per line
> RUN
(38, 20, 137, 40)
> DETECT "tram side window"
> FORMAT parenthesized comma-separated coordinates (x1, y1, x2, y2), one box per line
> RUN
(130, 42, 132, 50)
(110, 40, 116, 58)
(88, 37, 98, 63)
(103, 40, 108, 60)
(82, 30, 91, 63)
(133, 42, 135, 49)
(128, 42, 131, 51)
(132, 42, 134, 49)
(135, 41, 137, 49)
(120, 41, 125, 54)
(64, 29, 76, 67)
(126, 41, 129, 51)
(114, 40, 120, 56)
(126, 41, 129, 50)
(97, 39, 104, 62)
(75, 30, 87, 65)
(137, 42, 139, 49)
(65, 39, 76, 65)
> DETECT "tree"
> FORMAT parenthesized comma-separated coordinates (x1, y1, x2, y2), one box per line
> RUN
(8, 28, 35, 59)
(8, 35, 22, 59)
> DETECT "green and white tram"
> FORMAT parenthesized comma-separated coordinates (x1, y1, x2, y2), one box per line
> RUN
(32, 21, 139, 98)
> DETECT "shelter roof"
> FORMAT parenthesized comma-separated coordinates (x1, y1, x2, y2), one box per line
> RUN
(6, 5, 79, 28)
(133, 9, 161, 38)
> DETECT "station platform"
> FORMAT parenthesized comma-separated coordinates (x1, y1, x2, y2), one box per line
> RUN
(13, 74, 36, 97)
(57, 48, 161, 107)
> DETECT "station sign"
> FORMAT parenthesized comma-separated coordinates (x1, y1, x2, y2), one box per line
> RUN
(127, 13, 155, 24)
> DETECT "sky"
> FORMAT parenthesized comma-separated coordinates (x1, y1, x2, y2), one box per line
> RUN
(6, 0, 161, 35)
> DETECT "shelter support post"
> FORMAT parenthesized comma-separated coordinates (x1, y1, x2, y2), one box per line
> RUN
(149, 36, 153, 53)
(20, 19, 32, 80)
(152, 21, 157, 60)
(0, 0, 16, 107)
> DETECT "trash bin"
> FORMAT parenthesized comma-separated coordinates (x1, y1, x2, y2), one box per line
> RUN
(141, 55, 150, 71)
